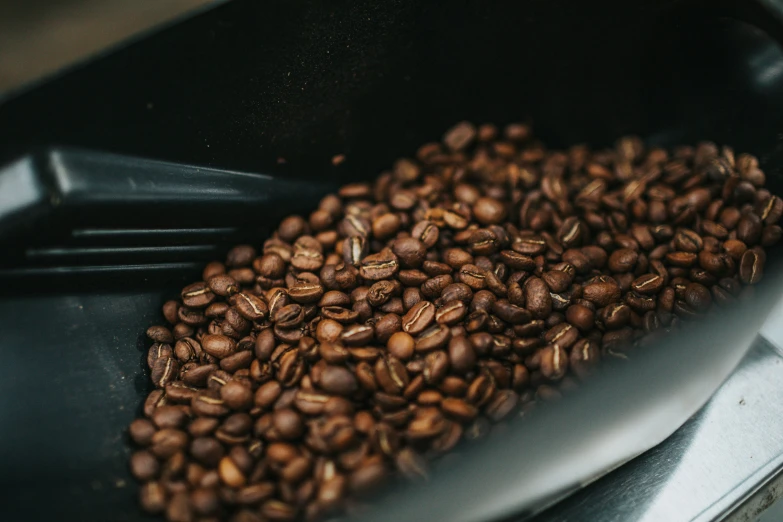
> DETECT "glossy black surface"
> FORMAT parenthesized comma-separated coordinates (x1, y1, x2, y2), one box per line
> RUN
(2, 1, 783, 521)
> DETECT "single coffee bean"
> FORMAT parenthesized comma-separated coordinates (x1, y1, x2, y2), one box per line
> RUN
(473, 197, 507, 225)
(150, 429, 188, 459)
(458, 264, 487, 290)
(542, 270, 571, 293)
(499, 250, 536, 270)
(129, 418, 157, 446)
(162, 301, 180, 325)
(181, 282, 216, 308)
(393, 237, 427, 268)
(130, 450, 160, 481)
(226, 245, 257, 267)
(366, 280, 396, 307)
(597, 302, 632, 330)
(565, 304, 594, 332)
(318, 366, 358, 396)
(443, 121, 477, 151)
(402, 301, 436, 335)
(288, 281, 324, 304)
(139, 481, 167, 513)
(525, 277, 552, 319)
(630, 273, 664, 295)
(230, 292, 267, 321)
(485, 390, 519, 422)
(684, 283, 712, 312)
(152, 405, 189, 429)
(201, 335, 237, 359)
(739, 249, 764, 284)
(759, 195, 783, 224)
(387, 332, 415, 360)
(151, 357, 179, 388)
(411, 220, 440, 248)
(359, 250, 400, 280)
(673, 229, 703, 253)
(436, 300, 468, 325)
(492, 299, 532, 324)
(737, 213, 763, 245)
(147, 325, 174, 344)
(539, 344, 568, 380)
(415, 324, 451, 352)
(570, 339, 600, 380)
(148, 343, 174, 369)
(544, 323, 579, 350)
(582, 281, 621, 307)
(220, 381, 253, 410)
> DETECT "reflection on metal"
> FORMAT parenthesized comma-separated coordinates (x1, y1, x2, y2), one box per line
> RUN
(531, 338, 783, 522)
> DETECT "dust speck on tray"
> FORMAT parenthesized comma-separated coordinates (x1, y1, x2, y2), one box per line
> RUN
(332, 153, 346, 166)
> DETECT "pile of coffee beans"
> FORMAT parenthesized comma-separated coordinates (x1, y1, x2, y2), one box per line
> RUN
(129, 122, 781, 522)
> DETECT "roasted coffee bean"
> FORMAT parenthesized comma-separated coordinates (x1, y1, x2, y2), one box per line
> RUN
(139, 482, 167, 513)
(360, 250, 399, 280)
(539, 344, 568, 380)
(162, 301, 180, 325)
(423, 350, 450, 384)
(597, 302, 631, 330)
(739, 249, 764, 284)
(684, 283, 712, 312)
(226, 245, 257, 268)
(366, 280, 396, 307)
(499, 250, 536, 270)
(201, 335, 237, 359)
(129, 418, 157, 446)
(582, 281, 621, 307)
(542, 270, 571, 293)
(673, 229, 703, 253)
(436, 300, 468, 325)
(229, 293, 266, 322)
(415, 324, 451, 352)
(318, 366, 358, 396)
(402, 301, 436, 335)
(130, 450, 160, 481)
(421, 274, 454, 299)
(737, 213, 763, 245)
(148, 342, 174, 369)
(288, 281, 324, 304)
(492, 299, 532, 324)
(485, 390, 519, 422)
(393, 237, 427, 268)
(220, 381, 253, 410)
(544, 323, 579, 350)
(150, 429, 189, 459)
(570, 339, 600, 380)
(387, 332, 415, 360)
(182, 282, 215, 308)
(565, 304, 594, 332)
(151, 357, 179, 388)
(525, 277, 552, 319)
(458, 264, 486, 289)
(631, 273, 664, 295)
(147, 325, 174, 344)
(608, 249, 638, 273)
(374, 355, 409, 395)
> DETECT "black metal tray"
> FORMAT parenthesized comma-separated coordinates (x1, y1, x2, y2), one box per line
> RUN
(2, 1, 783, 521)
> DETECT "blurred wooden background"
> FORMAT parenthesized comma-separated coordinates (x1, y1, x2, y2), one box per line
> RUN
(0, 0, 215, 95)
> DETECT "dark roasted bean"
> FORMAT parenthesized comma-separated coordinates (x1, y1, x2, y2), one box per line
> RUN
(739, 249, 764, 284)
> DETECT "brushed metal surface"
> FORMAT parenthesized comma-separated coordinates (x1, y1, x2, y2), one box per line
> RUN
(530, 336, 783, 522)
